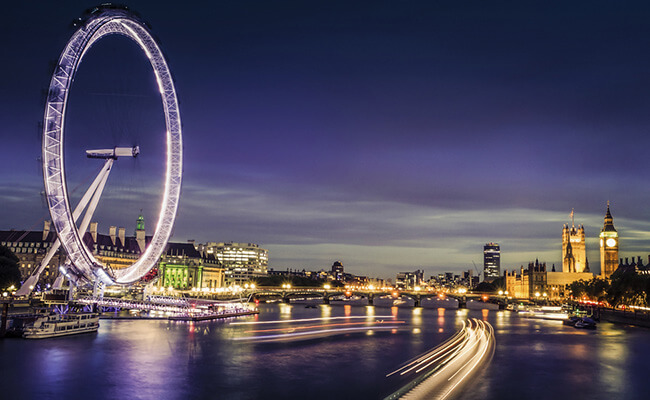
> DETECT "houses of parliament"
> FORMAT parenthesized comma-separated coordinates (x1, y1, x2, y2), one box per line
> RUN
(562, 202, 619, 279)
(507, 203, 621, 299)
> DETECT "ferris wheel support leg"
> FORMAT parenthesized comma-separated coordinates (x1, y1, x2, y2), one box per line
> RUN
(52, 275, 65, 290)
(15, 159, 115, 297)
(61, 158, 115, 287)
(76, 159, 114, 244)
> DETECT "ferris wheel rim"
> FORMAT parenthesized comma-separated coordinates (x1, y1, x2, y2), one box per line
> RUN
(42, 7, 182, 286)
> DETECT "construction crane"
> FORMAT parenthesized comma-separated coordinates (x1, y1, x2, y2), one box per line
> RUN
(472, 261, 483, 279)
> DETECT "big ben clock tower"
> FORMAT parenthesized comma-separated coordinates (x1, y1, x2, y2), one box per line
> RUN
(599, 202, 619, 279)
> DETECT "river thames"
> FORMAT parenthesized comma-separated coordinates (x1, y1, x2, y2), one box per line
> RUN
(1, 302, 649, 399)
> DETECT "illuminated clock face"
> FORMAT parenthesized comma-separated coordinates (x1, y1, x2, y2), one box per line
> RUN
(606, 238, 617, 248)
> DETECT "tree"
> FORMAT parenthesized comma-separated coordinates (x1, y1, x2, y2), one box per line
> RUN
(568, 278, 610, 302)
(0, 245, 21, 290)
(567, 279, 588, 299)
(588, 278, 610, 302)
(607, 269, 648, 307)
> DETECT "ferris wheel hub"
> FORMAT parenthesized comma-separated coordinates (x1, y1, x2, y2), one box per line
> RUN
(86, 146, 140, 159)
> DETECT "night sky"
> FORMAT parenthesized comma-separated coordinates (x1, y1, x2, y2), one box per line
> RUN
(3, 1, 650, 279)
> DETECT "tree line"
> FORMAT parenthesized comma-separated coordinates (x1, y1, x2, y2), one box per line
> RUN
(568, 269, 650, 307)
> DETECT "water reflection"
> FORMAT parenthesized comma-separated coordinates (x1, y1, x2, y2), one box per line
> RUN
(320, 305, 331, 318)
(279, 303, 292, 315)
(437, 307, 445, 326)
(412, 307, 422, 327)
(597, 324, 628, 395)
(2, 305, 650, 400)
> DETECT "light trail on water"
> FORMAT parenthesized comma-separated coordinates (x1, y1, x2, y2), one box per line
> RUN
(230, 315, 396, 325)
(245, 320, 405, 333)
(231, 314, 405, 342)
(385, 318, 495, 400)
(233, 325, 405, 342)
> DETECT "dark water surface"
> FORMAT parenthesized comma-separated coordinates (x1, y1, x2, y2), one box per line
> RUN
(1, 303, 649, 399)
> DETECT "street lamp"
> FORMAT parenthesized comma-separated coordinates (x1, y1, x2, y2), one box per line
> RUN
(498, 290, 503, 295)
(323, 284, 331, 290)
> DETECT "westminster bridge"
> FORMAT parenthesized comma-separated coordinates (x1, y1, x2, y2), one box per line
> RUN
(239, 287, 509, 308)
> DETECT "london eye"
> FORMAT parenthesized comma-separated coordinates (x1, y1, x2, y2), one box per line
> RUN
(41, 5, 182, 287)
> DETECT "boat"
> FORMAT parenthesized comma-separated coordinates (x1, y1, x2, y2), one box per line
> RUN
(574, 317, 597, 330)
(562, 316, 581, 326)
(518, 306, 568, 321)
(23, 311, 100, 339)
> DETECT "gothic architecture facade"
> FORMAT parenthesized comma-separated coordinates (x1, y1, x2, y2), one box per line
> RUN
(562, 211, 587, 273)
(600, 202, 619, 279)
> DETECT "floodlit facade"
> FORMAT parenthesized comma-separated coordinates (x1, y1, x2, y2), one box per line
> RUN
(396, 270, 424, 290)
(506, 261, 593, 300)
(197, 242, 268, 285)
(562, 210, 587, 273)
(0, 221, 66, 288)
(157, 243, 223, 290)
(600, 203, 619, 279)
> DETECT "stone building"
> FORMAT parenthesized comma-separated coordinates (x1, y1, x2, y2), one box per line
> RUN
(0, 221, 66, 288)
(600, 203, 619, 279)
(562, 210, 587, 273)
(506, 260, 593, 300)
(157, 242, 224, 290)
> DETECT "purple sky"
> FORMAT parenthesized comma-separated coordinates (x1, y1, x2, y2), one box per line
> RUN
(3, 1, 650, 279)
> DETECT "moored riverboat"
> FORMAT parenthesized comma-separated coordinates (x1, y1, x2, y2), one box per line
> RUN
(23, 311, 99, 339)
(574, 317, 597, 330)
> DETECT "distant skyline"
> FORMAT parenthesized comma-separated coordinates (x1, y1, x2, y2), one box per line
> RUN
(3, 1, 650, 279)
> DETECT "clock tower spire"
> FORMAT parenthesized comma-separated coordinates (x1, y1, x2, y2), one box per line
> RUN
(600, 201, 619, 279)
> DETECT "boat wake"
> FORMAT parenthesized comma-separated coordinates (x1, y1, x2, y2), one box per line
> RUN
(385, 318, 495, 400)
(230, 315, 405, 343)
